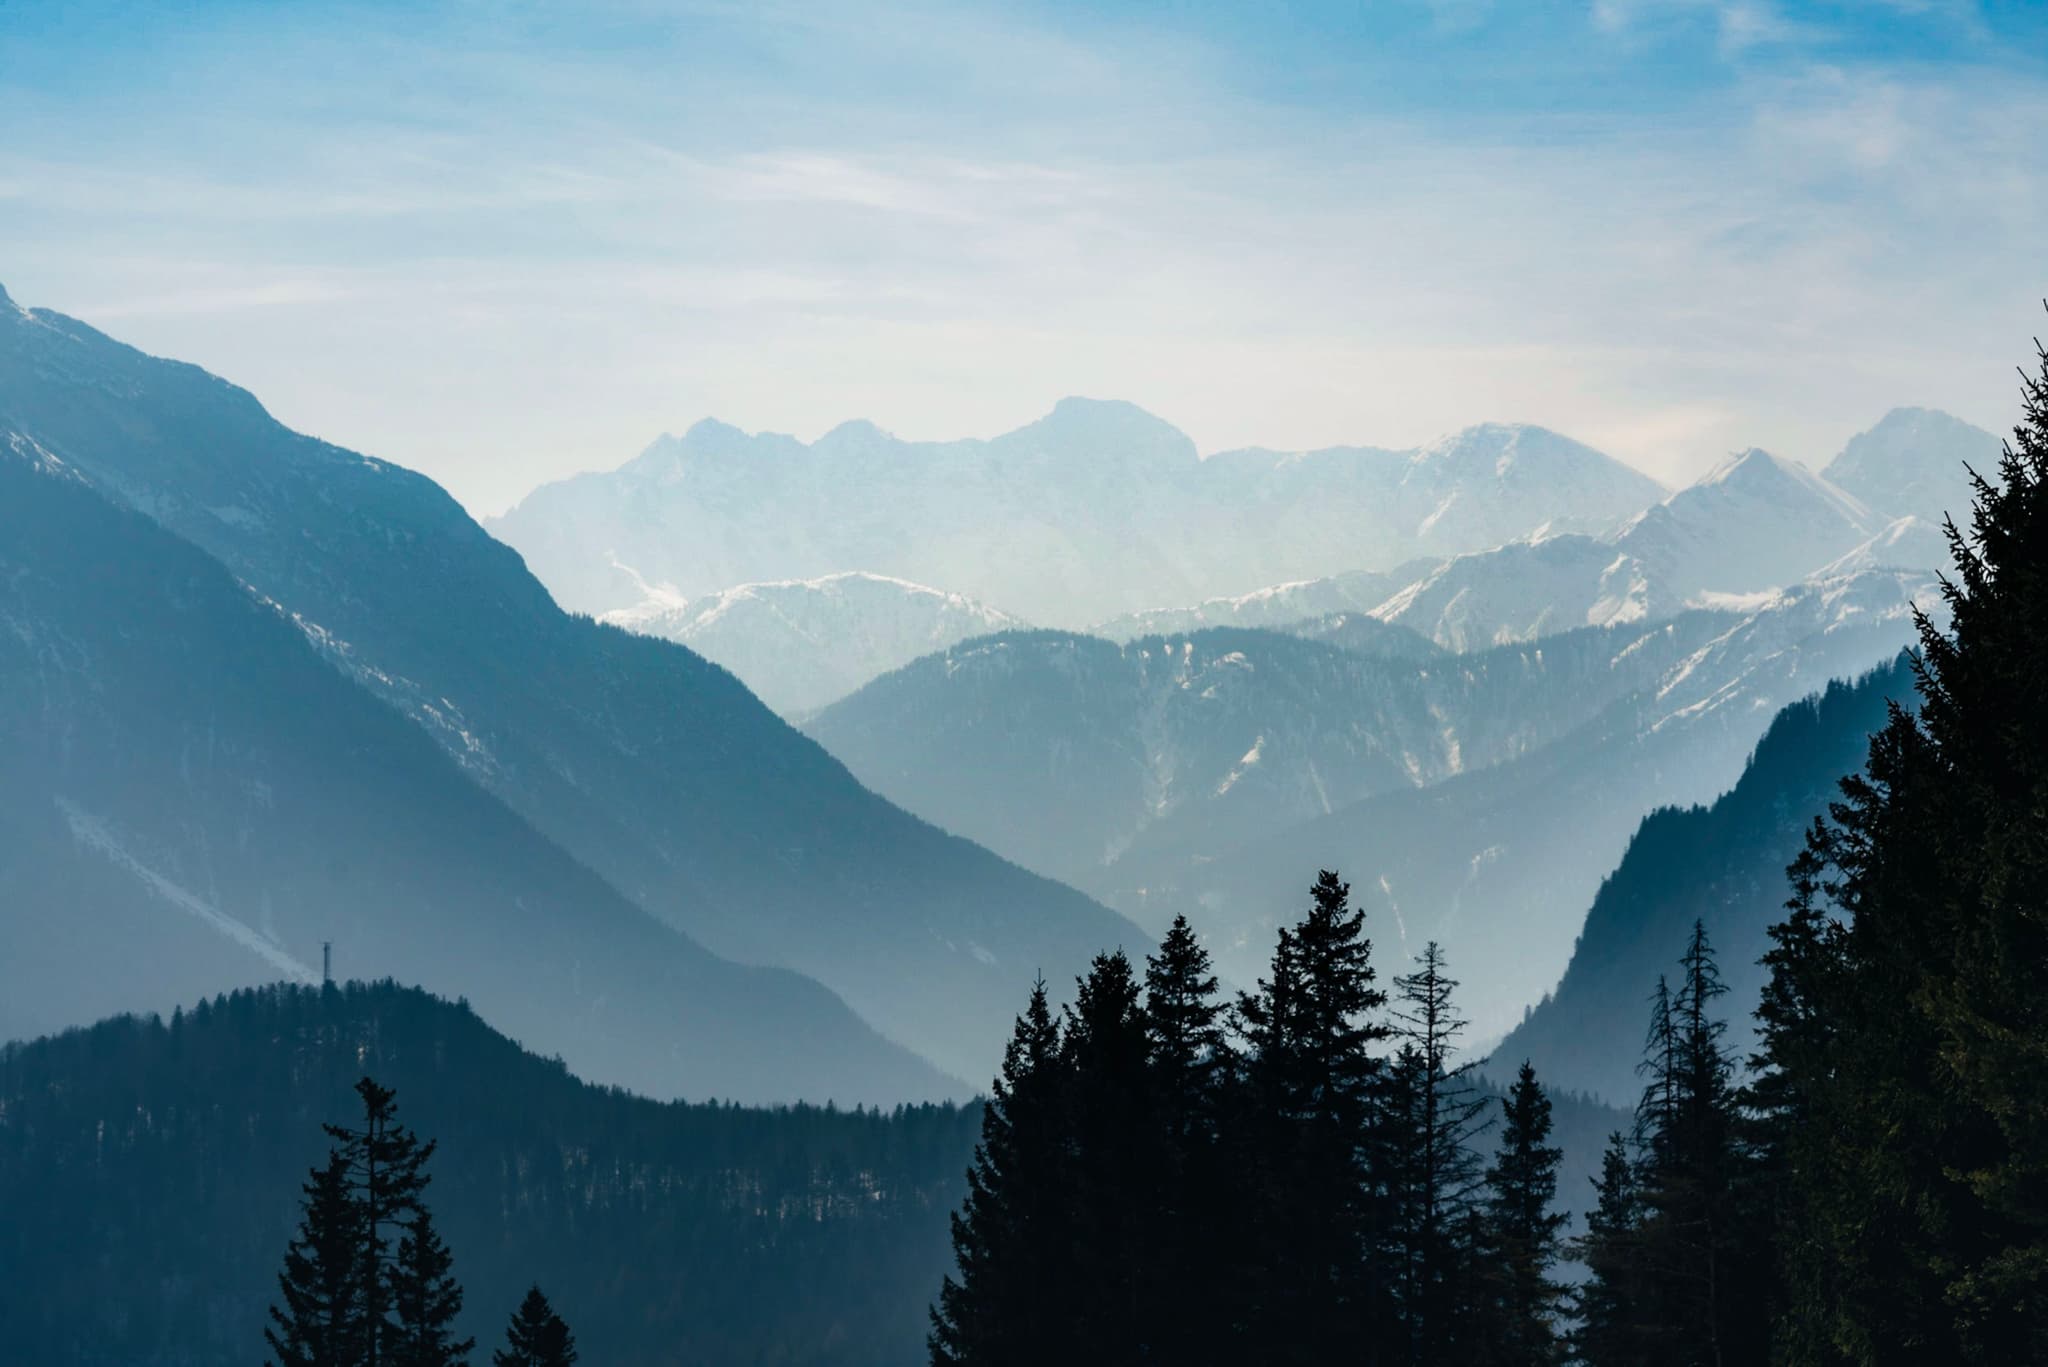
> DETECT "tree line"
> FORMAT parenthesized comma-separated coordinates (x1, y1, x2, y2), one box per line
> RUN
(932, 335, 2048, 1365)
(265, 1077, 577, 1367)
(930, 878, 1575, 1366)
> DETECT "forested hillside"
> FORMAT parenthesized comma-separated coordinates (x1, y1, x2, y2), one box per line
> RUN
(0, 982, 978, 1367)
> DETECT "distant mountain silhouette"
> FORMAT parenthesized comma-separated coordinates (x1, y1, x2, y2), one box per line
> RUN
(0, 286, 1142, 1086)
(489, 411, 1664, 624)
(0, 434, 950, 1103)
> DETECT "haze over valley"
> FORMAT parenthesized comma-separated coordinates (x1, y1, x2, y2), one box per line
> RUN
(8, 1, 2047, 1360)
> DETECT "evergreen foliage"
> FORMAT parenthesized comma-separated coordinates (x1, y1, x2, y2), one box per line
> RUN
(1480, 1062, 1568, 1364)
(1386, 943, 1491, 1366)
(0, 980, 975, 1367)
(931, 875, 1571, 1367)
(1746, 331, 2048, 1361)
(266, 1153, 368, 1367)
(493, 1287, 577, 1367)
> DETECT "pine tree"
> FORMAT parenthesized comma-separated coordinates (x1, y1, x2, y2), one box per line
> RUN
(327, 1078, 437, 1367)
(1233, 870, 1392, 1363)
(1061, 950, 1160, 1366)
(1145, 915, 1224, 1140)
(492, 1287, 576, 1367)
(266, 1152, 367, 1367)
(1753, 330, 2048, 1362)
(1629, 923, 1750, 1366)
(929, 979, 1075, 1367)
(1480, 1062, 1567, 1365)
(1571, 1133, 1645, 1367)
(1386, 942, 1490, 1367)
(389, 1202, 472, 1367)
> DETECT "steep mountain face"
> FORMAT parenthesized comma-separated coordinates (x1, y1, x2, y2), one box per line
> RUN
(1489, 660, 1914, 1105)
(0, 982, 978, 1367)
(1091, 560, 1443, 643)
(0, 439, 949, 1103)
(489, 413, 1664, 625)
(1610, 448, 1882, 598)
(1094, 571, 1938, 1040)
(807, 618, 1756, 893)
(1370, 535, 1650, 651)
(1374, 447, 1939, 649)
(1816, 514, 1953, 578)
(1823, 405, 2002, 527)
(602, 572, 1028, 717)
(0, 290, 1140, 1087)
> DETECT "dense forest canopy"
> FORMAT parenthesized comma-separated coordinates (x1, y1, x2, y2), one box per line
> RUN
(0, 981, 976, 1367)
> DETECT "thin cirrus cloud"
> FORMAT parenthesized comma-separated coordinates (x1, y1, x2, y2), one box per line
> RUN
(0, 0, 2042, 513)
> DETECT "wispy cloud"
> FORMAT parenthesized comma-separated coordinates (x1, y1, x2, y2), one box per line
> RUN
(1, 0, 2042, 512)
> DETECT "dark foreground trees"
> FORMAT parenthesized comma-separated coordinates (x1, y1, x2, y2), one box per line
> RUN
(1740, 334, 2048, 1362)
(266, 1077, 566, 1367)
(931, 897, 1571, 1367)
(1575, 328, 2048, 1365)
(494, 1288, 578, 1367)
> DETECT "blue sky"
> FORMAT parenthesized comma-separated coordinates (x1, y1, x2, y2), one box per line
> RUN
(3, 0, 2045, 511)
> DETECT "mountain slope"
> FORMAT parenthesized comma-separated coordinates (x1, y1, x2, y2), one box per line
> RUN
(1091, 561, 1444, 642)
(1489, 659, 1914, 1104)
(1097, 571, 1938, 1040)
(0, 437, 949, 1103)
(0, 981, 978, 1367)
(0, 287, 1140, 1086)
(1823, 405, 2002, 527)
(1375, 447, 1925, 649)
(489, 413, 1664, 625)
(603, 572, 1027, 716)
(1609, 447, 1881, 599)
(807, 616, 1742, 893)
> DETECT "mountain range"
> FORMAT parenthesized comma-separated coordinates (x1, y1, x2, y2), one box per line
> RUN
(812, 565, 1939, 1040)
(602, 572, 1026, 717)
(488, 409, 1667, 625)
(0, 433, 950, 1101)
(0, 284, 1143, 1091)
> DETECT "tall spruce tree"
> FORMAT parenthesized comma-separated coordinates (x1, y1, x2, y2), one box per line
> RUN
(930, 979, 1075, 1367)
(327, 1078, 437, 1367)
(1480, 1062, 1567, 1366)
(1629, 923, 1754, 1367)
(1571, 1133, 1645, 1367)
(1234, 871, 1393, 1364)
(1145, 915, 1224, 1140)
(1386, 942, 1490, 1367)
(1061, 950, 1161, 1365)
(1143, 920, 1231, 1365)
(1753, 330, 2048, 1362)
(492, 1287, 576, 1367)
(389, 1202, 472, 1367)
(266, 1152, 367, 1367)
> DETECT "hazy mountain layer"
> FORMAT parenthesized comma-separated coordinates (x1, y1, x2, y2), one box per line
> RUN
(807, 615, 1743, 892)
(1091, 561, 1443, 642)
(1822, 405, 2002, 527)
(1098, 571, 1936, 1040)
(0, 288, 1141, 1087)
(489, 408, 1665, 624)
(1373, 417, 1989, 649)
(602, 571, 1027, 717)
(1489, 659, 1914, 1104)
(0, 439, 949, 1103)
